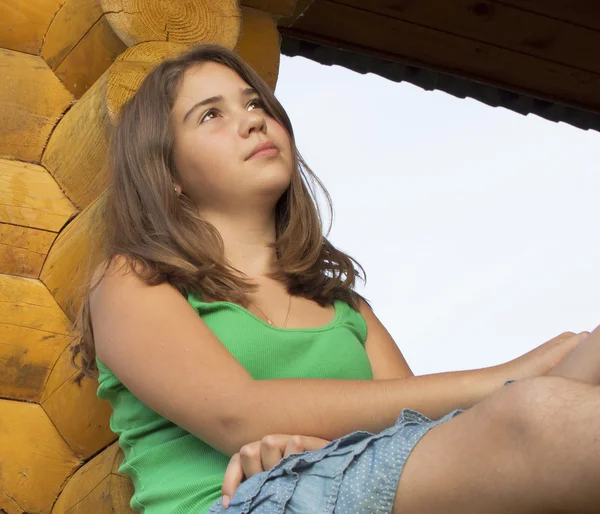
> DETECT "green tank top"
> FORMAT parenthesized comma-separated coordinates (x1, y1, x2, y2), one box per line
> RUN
(96, 294, 373, 514)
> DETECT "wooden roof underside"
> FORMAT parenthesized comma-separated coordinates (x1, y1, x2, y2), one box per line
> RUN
(279, 0, 600, 132)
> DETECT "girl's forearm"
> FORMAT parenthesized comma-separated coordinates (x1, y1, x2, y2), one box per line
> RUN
(224, 364, 511, 451)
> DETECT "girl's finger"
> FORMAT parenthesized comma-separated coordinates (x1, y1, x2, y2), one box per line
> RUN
(239, 441, 265, 478)
(301, 436, 332, 451)
(221, 453, 244, 507)
(283, 434, 331, 458)
(283, 435, 305, 458)
(260, 435, 286, 470)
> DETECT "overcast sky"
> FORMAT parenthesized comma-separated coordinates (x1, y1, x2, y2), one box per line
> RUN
(275, 55, 600, 376)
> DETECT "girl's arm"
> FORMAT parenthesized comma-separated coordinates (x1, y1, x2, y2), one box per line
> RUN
(360, 299, 415, 380)
(92, 257, 583, 456)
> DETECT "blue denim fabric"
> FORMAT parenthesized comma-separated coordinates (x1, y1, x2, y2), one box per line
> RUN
(207, 408, 463, 514)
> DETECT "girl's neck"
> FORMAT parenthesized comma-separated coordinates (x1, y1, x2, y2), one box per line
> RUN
(201, 210, 278, 277)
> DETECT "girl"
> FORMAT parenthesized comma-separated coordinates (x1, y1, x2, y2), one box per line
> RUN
(75, 44, 600, 514)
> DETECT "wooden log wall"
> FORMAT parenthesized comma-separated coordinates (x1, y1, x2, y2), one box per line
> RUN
(0, 0, 287, 512)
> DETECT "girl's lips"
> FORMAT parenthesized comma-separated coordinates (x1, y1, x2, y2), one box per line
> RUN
(246, 139, 278, 160)
(247, 147, 279, 159)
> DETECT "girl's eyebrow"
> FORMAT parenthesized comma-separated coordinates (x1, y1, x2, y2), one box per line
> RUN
(182, 87, 257, 123)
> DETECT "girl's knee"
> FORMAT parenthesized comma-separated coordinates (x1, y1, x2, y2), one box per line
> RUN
(489, 376, 592, 444)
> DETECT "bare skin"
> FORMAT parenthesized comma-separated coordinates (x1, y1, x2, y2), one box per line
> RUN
(393, 324, 600, 514)
(548, 325, 600, 385)
(394, 377, 599, 513)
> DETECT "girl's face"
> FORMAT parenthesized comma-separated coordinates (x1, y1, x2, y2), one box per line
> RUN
(171, 62, 293, 213)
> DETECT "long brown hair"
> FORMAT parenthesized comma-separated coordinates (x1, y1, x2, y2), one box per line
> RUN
(72, 44, 365, 383)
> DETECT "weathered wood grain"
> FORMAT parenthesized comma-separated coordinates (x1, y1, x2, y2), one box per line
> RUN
(0, 159, 77, 232)
(0, 274, 71, 401)
(40, 192, 107, 319)
(101, 0, 241, 47)
(0, 399, 80, 513)
(242, 0, 296, 17)
(0, 0, 63, 54)
(40, 0, 126, 98)
(236, 7, 281, 91)
(0, 49, 74, 163)
(52, 443, 135, 514)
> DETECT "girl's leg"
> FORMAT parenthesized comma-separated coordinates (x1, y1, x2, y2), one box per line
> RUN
(393, 376, 600, 513)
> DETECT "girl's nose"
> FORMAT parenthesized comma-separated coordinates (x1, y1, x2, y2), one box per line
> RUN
(240, 111, 267, 137)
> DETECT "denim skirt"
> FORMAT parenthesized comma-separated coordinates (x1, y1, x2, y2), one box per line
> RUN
(207, 408, 463, 514)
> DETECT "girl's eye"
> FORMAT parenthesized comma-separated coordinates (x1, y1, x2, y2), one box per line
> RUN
(248, 98, 264, 111)
(200, 109, 219, 124)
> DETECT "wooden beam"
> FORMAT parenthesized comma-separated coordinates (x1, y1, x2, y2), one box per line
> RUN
(41, 73, 111, 209)
(0, 224, 55, 278)
(337, 0, 600, 76)
(494, 0, 600, 33)
(286, 1, 600, 113)
(235, 7, 281, 91)
(41, 343, 78, 403)
(40, 192, 107, 319)
(0, 319, 70, 401)
(54, 475, 131, 514)
(241, 0, 296, 17)
(53, 20, 126, 99)
(0, 399, 80, 514)
(35, 195, 116, 459)
(0, 157, 77, 278)
(41, 0, 241, 98)
(40, 0, 126, 98)
(52, 443, 134, 514)
(0, 159, 77, 232)
(0, 274, 71, 401)
(42, 0, 104, 68)
(101, 0, 241, 47)
(278, 0, 317, 27)
(0, 0, 63, 54)
(0, 49, 73, 163)
(41, 344, 116, 459)
(1, 273, 72, 335)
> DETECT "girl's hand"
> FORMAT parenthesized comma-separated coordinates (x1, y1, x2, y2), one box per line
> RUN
(503, 331, 590, 381)
(548, 323, 600, 384)
(221, 434, 330, 508)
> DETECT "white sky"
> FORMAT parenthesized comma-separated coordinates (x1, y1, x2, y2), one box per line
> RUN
(275, 55, 600, 376)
